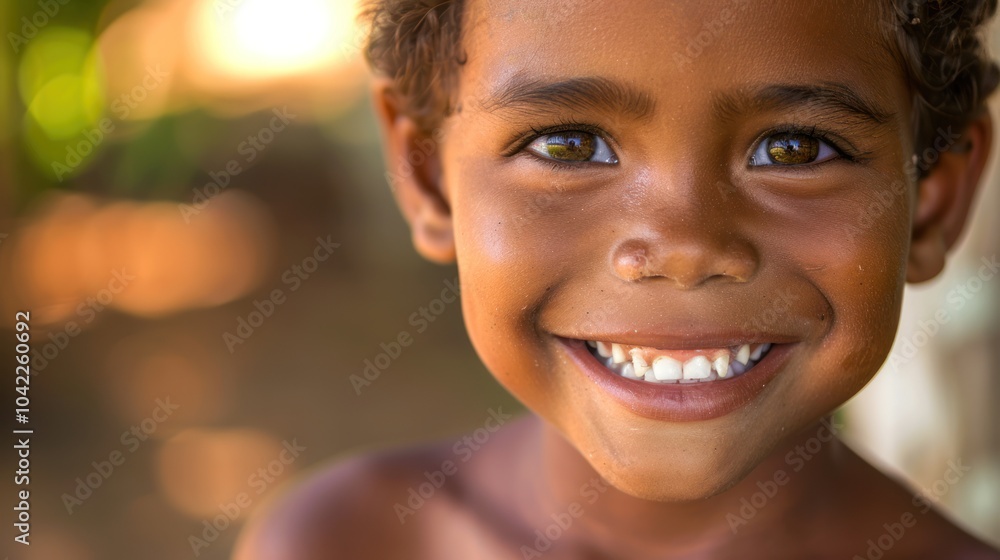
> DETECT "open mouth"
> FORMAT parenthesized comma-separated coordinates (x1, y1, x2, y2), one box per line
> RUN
(585, 340, 773, 384)
(558, 335, 794, 421)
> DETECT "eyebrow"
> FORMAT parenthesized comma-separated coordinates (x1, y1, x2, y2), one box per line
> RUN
(478, 74, 657, 121)
(712, 82, 896, 127)
(477, 73, 896, 132)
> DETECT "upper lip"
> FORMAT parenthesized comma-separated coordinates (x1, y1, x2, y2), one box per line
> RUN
(558, 330, 800, 350)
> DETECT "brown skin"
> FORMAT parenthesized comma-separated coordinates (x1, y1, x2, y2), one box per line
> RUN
(234, 0, 1000, 558)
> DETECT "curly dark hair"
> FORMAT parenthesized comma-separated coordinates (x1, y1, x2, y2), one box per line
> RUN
(362, 0, 999, 174)
(883, 0, 1000, 173)
(362, 0, 466, 133)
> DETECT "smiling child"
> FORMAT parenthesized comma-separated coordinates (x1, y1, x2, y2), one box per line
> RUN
(234, 0, 1000, 558)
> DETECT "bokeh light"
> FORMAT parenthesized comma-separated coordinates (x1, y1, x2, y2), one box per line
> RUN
(18, 27, 96, 108)
(2, 191, 277, 324)
(10, 529, 93, 560)
(104, 333, 235, 427)
(27, 73, 101, 139)
(195, 0, 359, 79)
(94, 0, 180, 122)
(156, 429, 289, 518)
(18, 27, 106, 178)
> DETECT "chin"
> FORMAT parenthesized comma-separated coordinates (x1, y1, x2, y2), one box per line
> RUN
(570, 422, 771, 503)
(594, 454, 750, 503)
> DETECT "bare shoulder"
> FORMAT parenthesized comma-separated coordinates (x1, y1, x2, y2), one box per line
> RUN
(232, 440, 458, 560)
(233, 411, 532, 560)
(838, 452, 1000, 559)
(901, 501, 1000, 559)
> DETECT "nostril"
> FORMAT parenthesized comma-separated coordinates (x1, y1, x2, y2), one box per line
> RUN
(611, 237, 758, 287)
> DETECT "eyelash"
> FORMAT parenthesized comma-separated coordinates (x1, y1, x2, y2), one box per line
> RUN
(749, 124, 862, 167)
(504, 119, 618, 170)
(507, 122, 865, 169)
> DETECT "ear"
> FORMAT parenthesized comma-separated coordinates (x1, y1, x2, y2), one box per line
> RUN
(907, 109, 994, 283)
(370, 77, 455, 264)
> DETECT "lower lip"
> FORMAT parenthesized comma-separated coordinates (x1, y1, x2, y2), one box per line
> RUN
(558, 338, 795, 422)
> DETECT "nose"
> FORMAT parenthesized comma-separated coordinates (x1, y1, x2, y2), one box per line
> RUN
(611, 234, 758, 289)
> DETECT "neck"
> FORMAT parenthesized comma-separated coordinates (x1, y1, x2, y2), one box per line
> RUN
(526, 416, 848, 556)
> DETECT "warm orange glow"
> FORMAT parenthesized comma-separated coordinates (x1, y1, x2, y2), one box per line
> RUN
(104, 336, 234, 427)
(194, 0, 360, 79)
(156, 429, 287, 518)
(82, 0, 370, 120)
(0, 191, 276, 323)
(8, 530, 92, 560)
(95, 1, 180, 121)
(6, 194, 100, 324)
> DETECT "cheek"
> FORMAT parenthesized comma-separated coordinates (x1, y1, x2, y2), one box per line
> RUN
(447, 156, 629, 422)
(448, 163, 575, 406)
(770, 174, 914, 402)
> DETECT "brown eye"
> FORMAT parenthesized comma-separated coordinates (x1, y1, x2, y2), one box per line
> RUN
(526, 131, 618, 165)
(545, 132, 594, 161)
(768, 134, 818, 164)
(751, 132, 838, 167)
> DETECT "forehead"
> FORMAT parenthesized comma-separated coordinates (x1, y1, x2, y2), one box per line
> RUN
(459, 0, 907, 124)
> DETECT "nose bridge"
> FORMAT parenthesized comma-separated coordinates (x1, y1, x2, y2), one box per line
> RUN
(611, 163, 758, 289)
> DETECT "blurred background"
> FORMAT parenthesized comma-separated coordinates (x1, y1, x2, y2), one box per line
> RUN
(0, 1, 996, 558)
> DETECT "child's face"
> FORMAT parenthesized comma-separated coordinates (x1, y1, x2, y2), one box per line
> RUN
(422, 0, 930, 500)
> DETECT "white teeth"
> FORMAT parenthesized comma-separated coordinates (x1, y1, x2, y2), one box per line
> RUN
(629, 349, 648, 368)
(652, 356, 682, 381)
(683, 356, 712, 380)
(587, 340, 772, 384)
(635, 362, 652, 378)
(620, 362, 642, 380)
(630, 349, 651, 377)
(611, 343, 628, 364)
(714, 355, 730, 378)
(736, 344, 751, 366)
